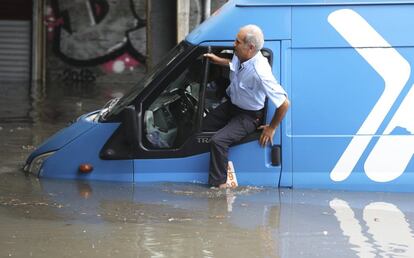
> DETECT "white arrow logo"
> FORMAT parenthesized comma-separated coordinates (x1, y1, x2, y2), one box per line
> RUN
(328, 9, 412, 182)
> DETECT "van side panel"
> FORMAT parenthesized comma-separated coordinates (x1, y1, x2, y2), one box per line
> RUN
(41, 123, 134, 182)
(292, 5, 414, 48)
(291, 5, 414, 191)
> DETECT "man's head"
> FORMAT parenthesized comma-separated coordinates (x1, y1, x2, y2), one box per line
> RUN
(234, 24, 264, 63)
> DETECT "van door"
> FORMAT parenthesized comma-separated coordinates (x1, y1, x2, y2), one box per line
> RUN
(134, 41, 283, 186)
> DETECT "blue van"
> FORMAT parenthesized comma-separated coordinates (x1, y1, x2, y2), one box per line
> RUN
(25, 0, 414, 191)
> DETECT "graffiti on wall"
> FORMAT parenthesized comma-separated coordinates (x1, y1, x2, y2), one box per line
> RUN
(61, 68, 96, 82)
(45, 0, 146, 76)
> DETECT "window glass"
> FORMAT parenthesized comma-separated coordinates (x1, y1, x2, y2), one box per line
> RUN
(104, 41, 192, 120)
(143, 56, 203, 149)
(203, 49, 233, 114)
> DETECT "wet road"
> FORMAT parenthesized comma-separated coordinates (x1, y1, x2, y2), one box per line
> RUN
(1, 81, 414, 257)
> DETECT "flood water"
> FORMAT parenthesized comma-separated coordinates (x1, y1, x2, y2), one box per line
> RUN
(1, 81, 414, 258)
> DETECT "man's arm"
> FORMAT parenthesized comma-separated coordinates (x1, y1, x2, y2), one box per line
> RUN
(259, 98, 290, 147)
(204, 53, 231, 66)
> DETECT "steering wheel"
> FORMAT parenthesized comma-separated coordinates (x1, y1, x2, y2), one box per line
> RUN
(169, 88, 198, 118)
(181, 89, 198, 115)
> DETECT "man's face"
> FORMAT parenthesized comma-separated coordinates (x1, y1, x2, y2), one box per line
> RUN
(234, 30, 253, 62)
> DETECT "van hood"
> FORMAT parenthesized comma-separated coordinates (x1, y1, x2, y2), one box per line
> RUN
(26, 111, 98, 164)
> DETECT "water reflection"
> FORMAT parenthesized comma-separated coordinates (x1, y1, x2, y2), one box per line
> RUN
(28, 81, 122, 145)
(329, 199, 376, 257)
(331, 199, 414, 257)
(0, 81, 31, 123)
(2, 172, 414, 257)
(280, 190, 414, 258)
(44, 180, 281, 258)
(0, 80, 122, 175)
(0, 174, 281, 257)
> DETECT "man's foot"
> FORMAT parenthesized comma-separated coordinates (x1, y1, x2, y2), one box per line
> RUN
(210, 183, 237, 189)
(219, 183, 227, 189)
(209, 183, 228, 189)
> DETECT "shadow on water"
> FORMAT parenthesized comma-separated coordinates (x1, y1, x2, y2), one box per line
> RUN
(2, 80, 414, 257)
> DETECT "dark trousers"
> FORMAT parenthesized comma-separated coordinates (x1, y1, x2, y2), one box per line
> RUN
(202, 101, 262, 186)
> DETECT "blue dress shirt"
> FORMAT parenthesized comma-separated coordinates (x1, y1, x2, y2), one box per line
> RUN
(226, 52, 287, 111)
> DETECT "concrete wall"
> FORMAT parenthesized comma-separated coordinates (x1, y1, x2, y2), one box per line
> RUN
(44, 0, 227, 87)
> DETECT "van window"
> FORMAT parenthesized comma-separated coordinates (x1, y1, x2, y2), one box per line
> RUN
(143, 56, 203, 149)
(104, 41, 192, 120)
(142, 47, 272, 150)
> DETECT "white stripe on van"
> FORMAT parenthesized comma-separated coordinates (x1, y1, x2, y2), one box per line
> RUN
(328, 9, 411, 182)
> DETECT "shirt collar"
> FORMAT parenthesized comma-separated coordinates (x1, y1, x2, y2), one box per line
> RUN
(230, 52, 262, 72)
(239, 51, 261, 69)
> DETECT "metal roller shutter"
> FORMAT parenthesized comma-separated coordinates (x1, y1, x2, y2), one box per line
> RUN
(0, 0, 32, 82)
(0, 0, 32, 121)
(0, 20, 31, 82)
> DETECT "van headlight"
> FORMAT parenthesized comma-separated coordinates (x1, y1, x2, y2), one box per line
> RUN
(24, 152, 55, 176)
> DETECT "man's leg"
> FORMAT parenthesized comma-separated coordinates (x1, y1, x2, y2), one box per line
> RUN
(208, 114, 258, 186)
(202, 101, 231, 132)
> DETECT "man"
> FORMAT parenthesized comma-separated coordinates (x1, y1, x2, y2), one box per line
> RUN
(203, 24, 290, 188)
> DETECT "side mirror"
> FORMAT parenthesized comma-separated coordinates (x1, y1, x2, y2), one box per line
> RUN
(123, 105, 140, 150)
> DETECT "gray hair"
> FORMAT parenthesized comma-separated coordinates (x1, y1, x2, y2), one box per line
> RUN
(241, 24, 264, 52)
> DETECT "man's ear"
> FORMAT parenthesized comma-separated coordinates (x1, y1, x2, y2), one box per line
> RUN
(248, 44, 255, 52)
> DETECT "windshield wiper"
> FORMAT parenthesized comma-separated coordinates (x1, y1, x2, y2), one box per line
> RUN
(98, 97, 120, 121)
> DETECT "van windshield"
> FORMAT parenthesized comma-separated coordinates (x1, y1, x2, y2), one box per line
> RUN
(101, 41, 193, 120)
